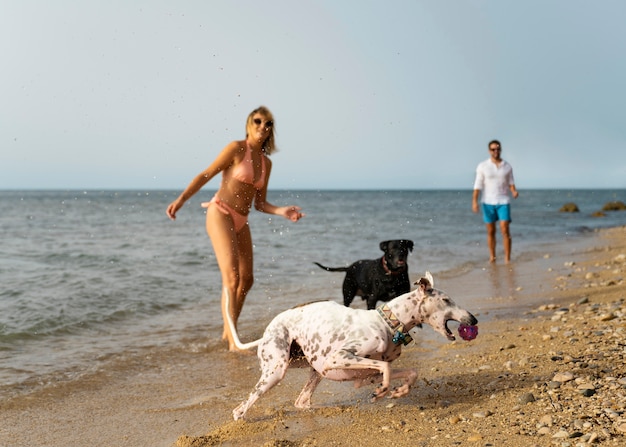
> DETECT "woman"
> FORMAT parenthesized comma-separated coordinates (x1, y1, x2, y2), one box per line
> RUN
(166, 106, 304, 351)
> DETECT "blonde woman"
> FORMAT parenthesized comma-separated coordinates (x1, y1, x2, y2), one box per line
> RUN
(167, 106, 304, 351)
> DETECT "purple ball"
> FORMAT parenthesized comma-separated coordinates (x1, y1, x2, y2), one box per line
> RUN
(458, 324, 478, 341)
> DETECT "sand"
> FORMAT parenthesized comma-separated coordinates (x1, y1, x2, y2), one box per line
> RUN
(1, 227, 625, 447)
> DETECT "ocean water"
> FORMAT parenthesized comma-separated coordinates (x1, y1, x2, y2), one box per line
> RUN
(1, 189, 625, 398)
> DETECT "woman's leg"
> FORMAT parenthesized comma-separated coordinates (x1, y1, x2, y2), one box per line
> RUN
(205, 205, 241, 349)
(233, 224, 254, 325)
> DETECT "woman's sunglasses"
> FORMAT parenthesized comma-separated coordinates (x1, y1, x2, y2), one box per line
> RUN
(253, 118, 273, 128)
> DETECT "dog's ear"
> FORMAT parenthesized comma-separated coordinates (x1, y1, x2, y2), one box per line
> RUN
(379, 241, 389, 251)
(416, 278, 430, 292)
(415, 277, 430, 292)
(405, 240, 414, 252)
(415, 272, 435, 292)
(425, 271, 434, 288)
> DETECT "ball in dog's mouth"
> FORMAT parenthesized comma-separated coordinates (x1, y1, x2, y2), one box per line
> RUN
(458, 324, 478, 341)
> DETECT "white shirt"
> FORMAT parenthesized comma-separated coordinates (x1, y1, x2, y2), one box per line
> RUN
(473, 158, 515, 205)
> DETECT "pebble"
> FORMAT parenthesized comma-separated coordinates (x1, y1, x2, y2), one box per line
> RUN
(553, 372, 575, 382)
(503, 360, 515, 370)
(448, 415, 461, 424)
(579, 388, 595, 397)
(518, 392, 536, 404)
(537, 426, 550, 435)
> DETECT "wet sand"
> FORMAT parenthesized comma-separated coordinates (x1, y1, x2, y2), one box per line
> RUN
(1, 227, 625, 447)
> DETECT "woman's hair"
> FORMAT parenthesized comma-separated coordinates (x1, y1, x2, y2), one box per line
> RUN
(246, 106, 277, 155)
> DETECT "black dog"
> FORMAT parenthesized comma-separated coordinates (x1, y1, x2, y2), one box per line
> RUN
(314, 239, 414, 310)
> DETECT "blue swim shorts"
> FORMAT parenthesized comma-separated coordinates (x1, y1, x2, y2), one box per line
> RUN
(481, 204, 511, 224)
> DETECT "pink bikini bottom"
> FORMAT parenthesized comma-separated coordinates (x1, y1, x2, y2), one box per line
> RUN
(202, 196, 248, 232)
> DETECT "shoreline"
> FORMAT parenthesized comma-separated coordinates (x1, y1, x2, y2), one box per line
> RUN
(1, 226, 625, 447)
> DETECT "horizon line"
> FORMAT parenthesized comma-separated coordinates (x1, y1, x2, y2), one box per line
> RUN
(2, 187, 625, 192)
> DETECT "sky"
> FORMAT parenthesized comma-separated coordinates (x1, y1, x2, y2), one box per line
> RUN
(2, 0, 625, 190)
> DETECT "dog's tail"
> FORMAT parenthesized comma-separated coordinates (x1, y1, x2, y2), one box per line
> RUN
(313, 262, 349, 272)
(224, 288, 262, 350)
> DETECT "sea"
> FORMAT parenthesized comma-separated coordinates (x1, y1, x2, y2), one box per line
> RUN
(1, 189, 625, 400)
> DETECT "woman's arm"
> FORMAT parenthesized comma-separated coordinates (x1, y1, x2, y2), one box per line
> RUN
(253, 157, 304, 222)
(166, 141, 240, 220)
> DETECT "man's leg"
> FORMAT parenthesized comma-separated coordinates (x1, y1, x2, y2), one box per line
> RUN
(486, 222, 496, 263)
(500, 220, 512, 264)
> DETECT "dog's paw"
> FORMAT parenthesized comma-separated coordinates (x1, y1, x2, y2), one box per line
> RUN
(294, 395, 313, 409)
(388, 384, 410, 398)
(233, 404, 246, 421)
(371, 385, 389, 401)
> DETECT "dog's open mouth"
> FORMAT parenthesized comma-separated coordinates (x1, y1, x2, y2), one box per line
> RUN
(444, 314, 478, 341)
(444, 319, 456, 341)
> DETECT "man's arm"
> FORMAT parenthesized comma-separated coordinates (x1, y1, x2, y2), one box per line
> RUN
(472, 189, 481, 213)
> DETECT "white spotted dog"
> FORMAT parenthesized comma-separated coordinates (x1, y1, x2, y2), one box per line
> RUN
(227, 272, 477, 421)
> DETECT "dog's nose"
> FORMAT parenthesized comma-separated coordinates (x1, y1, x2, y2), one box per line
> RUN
(467, 313, 478, 326)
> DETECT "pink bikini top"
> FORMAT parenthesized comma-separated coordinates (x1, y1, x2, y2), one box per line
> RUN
(224, 142, 266, 189)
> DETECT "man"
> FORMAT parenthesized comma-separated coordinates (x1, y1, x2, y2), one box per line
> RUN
(472, 139, 519, 263)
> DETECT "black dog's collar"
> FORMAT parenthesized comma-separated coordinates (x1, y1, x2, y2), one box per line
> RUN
(376, 303, 413, 345)
(381, 256, 405, 276)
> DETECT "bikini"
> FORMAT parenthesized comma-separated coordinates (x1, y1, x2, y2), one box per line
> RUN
(203, 142, 267, 232)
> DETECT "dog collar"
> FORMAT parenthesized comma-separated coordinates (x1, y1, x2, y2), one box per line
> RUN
(381, 256, 404, 276)
(377, 303, 413, 345)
